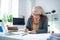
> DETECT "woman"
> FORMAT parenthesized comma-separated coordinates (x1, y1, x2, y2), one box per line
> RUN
(24, 6, 48, 34)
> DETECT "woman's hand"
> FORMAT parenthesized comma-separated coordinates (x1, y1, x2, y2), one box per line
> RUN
(23, 28, 29, 33)
(30, 30, 36, 34)
(23, 29, 36, 34)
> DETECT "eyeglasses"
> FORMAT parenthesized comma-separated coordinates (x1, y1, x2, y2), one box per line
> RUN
(33, 14, 40, 16)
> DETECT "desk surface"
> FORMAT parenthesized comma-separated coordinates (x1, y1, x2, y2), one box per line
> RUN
(0, 33, 50, 40)
(23, 33, 50, 40)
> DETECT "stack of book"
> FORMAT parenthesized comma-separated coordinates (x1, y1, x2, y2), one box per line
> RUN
(6, 25, 18, 32)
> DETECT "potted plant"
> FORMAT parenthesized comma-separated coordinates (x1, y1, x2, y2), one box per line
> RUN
(3, 13, 13, 25)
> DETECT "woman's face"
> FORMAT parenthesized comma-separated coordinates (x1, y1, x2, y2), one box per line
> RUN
(32, 7, 42, 16)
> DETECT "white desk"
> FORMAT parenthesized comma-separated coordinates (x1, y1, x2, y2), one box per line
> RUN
(0, 33, 50, 40)
(23, 33, 50, 40)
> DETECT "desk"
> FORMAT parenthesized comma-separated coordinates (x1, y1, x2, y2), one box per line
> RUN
(0, 33, 50, 40)
(23, 33, 50, 40)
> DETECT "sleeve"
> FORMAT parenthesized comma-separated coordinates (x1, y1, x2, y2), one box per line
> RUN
(36, 17, 48, 33)
(26, 18, 31, 30)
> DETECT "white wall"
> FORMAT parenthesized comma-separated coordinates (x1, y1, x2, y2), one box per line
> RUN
(0, 0, 1, 18)
(36, 0, 60, 12)
(19, 0, 27, 17)
(0, 0, 19, 18)
(1, 0, 9, 19)
(12, 0, 19, 17)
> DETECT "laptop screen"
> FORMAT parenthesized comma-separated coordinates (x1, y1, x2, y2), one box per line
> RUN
(13, 18, 25, 25)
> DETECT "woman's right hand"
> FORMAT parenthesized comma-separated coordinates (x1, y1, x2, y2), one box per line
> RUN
(23, 28, 29, 33)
